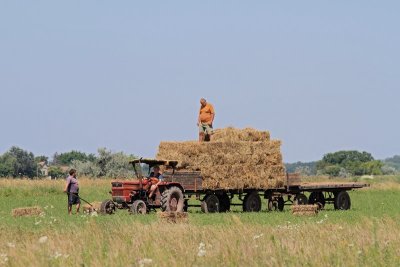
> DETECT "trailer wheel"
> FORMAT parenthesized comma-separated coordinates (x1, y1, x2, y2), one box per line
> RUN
(161, 186, 184, 212)
(295, 194, 308, 205)
(277, 197, 285, 211)
(334, 191, 351, 210)
(268, 199, 278, 211)
(308, 192, 326, 209)
(217, 193, 231, 212)
(130, 200, 147, 214)
(201, 194, 220, 213)
(100, 200, 115, 215)
(243, 191, 262, 212)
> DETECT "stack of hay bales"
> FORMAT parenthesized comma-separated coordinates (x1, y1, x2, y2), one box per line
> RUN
(156, 127, 286, 190)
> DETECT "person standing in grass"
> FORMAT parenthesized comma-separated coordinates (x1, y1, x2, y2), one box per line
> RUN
(63, 169, 80, 215)
(197, 98, 215, 142)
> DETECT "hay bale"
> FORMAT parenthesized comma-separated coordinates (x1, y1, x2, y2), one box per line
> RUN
(12, 206, 44, 217)
(83, 201, 102, 214)
(292, 205, 319, 216)
(158, 212, 188, 223)
(156, 128, 286, 190)
(213, 127, 270, 142)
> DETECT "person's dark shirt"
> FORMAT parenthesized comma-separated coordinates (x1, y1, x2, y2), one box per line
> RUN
(148, 172, 163, 181)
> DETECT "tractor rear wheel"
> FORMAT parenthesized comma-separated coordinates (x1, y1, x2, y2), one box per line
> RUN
(100, 200, 115, 215)
(334, 191, 351, 210)
(217, 193, 231, 212)
(243, 191, 262, 212)
(161, 186, 184, 212)
(201, 194, 220, 213)
(130, 200, 147, 214)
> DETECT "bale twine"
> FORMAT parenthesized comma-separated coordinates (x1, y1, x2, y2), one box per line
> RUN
(292, 205, 319, 216)
(12, 206, 44, 217)
(158, 212, 189, 224)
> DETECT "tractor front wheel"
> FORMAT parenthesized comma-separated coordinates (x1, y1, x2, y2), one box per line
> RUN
(161, 186, 184, 212)
(130, 200, 147, 214)
(100, 200, 115, 215)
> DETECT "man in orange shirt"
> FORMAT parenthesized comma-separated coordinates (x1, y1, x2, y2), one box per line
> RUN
(197, 98, 215, 142)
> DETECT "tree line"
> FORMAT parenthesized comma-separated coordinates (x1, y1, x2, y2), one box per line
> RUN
(0, 146, 136, 179)
(285, 150, 398, 177)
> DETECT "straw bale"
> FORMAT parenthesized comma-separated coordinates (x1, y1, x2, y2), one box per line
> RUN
(158, 212, 188, 224)
(12, 206, 44, 217)
(292, 205, 319, 216)
(213, 127, 270, 142)
(156, 128, 286, 190)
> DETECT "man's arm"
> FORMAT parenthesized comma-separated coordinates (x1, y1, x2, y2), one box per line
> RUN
(209, 105, 215, 126)
(63, 178, 70, 193)
(197, 109, 201, 126)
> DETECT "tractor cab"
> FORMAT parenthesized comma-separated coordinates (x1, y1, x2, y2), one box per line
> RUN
(130, 158, 178, 179)
(101, 158, 184, 215)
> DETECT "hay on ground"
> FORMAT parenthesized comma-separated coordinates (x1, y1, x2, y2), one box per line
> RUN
(158, 212, 188, 224)
(292, 205, 319, 216)
(156, 128, 286, 190)
(12, 206, 43, 217)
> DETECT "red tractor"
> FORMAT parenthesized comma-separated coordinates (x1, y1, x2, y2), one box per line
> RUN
(100, 159, 185, 214)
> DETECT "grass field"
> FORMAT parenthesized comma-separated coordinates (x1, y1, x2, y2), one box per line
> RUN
(1, 177, 400, 266)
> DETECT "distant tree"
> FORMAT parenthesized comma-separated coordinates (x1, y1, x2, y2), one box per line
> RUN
(285, 161, 317, 175)
(317, 150, 383, 177)
(48, 166, 66, 179)
(384, 155, 400, 171)
(71, 148, 136, 178)
(0, 146, 36, 178)
(52, 151, 96, 165)
(35, 155, 49, 164)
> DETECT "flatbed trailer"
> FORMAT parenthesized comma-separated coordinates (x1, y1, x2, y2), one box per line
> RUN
(101, 159, 369, 214)
(162, 171, 369, 212)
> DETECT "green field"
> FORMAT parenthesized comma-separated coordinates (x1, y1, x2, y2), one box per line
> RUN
(1, 177, 400, 266)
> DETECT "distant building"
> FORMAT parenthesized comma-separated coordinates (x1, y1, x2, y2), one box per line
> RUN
(38, 161, 49, 176)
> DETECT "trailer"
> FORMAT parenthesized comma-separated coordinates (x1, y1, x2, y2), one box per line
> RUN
(100, 159, 369, 214)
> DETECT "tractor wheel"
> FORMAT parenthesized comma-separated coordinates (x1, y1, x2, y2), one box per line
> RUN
(295, 194, 308, 205)
(243, 191, 262, 212)
(308, 192, 326, 209)
(277, 197, 285, 211)
(334, 191, 351, 210)
(161, 186, 184, 212)
(130, 200, 147, 214)
(201, 194, 220, 213)
(100, 200, 116, 215)
(217, 193, 231, 212)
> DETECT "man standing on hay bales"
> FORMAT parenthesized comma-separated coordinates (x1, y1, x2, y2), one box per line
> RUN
(197, 98, 215, 142)
(63, 169, 80, 215)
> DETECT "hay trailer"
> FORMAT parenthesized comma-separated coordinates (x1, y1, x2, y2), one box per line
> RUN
(101, 159, 369, 214)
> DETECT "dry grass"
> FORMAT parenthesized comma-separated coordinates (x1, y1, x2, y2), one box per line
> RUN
(157, 211, 189, 223)
(0, 216, 399, 266)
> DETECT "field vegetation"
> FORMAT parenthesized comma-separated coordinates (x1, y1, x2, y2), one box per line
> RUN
(0, 177, 400, 266)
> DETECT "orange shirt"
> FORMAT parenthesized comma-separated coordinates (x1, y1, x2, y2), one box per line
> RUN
(199, 103, 215, 124)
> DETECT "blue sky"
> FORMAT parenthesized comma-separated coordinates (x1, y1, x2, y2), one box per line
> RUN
(0, 1, 399, 162)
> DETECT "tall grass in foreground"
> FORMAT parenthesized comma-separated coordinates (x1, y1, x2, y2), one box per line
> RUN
(0, 216, 400, 266)
(0, 177, 400, 266)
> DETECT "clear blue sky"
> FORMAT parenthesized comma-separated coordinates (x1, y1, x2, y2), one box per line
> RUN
(1, 1, 399, 163)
